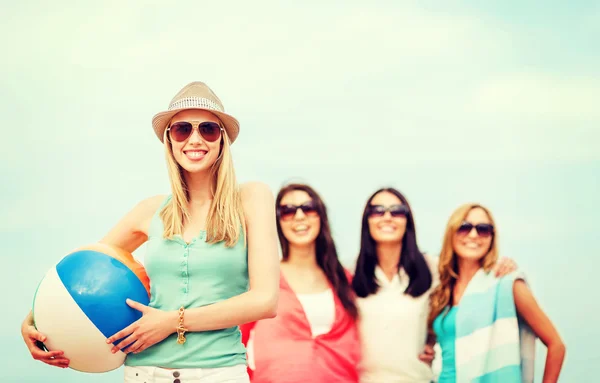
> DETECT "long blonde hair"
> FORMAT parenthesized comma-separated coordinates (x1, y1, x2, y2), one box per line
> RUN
(159, 120, 245, 247)
(427, 203, 498, 336)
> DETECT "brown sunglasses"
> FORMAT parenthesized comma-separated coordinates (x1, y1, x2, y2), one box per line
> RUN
(277, 201, 319, 221)
(167, 121, 223, 142)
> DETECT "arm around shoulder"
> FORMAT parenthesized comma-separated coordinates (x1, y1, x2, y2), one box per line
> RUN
(241, 182, 280, 318)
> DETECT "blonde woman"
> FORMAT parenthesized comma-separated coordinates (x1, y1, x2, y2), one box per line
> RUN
(428, 204, 565, 383)
(20, 82, 280, 383)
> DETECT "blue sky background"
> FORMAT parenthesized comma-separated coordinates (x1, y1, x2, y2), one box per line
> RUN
(1, 1, 598, 381)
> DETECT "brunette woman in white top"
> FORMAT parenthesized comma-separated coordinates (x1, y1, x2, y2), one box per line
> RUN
(352, 188, 516, 383)
(241, 183, 360, 383)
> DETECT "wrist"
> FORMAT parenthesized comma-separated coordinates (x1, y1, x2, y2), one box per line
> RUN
(22, 318, 33, 330)
(175, 306, 189, 345)
(169, 310, 179, 334)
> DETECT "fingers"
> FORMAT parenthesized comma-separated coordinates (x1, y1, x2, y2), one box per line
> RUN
(493, 262, 502, 276)
(23, 325, 47, 344)
(42, 357, 70, 369)
(111, 334, 136, 354)
(494, 258, 517, 277)
(29, 328, 47, 343)
(126, 299, 147, 313)
(122, 339, 145, 354)
(25, 336, 50, 358)
(31, 348, 64, 360)
(106, 324, 135, 345)
(30, 346, 70, 368)
(418, 344, 435, 365)
(497, 264, 508, 276)
(494, 262, 506, 276)
(506, 259, 517, 273)
(418, 353, 434, 366)
(23, 325, 70, 368)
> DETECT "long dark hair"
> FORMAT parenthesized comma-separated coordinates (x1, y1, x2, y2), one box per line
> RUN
(276, 183, 358, 319)
(352, 187, 432, 298)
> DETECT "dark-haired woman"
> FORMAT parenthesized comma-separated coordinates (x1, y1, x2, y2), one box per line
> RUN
(241, 183, 360, 383)
(353, 188, 516, 383)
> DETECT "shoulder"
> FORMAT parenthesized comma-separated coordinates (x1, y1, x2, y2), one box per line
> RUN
(131, 195, 168, 223)
(137, 195, 168, 214)
(240, 182, 274, 201)
(240, 182, 275, 210)
(240, 182, 276, 225)
(499, 269, 528, 289)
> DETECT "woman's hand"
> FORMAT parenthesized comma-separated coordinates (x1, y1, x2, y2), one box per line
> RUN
(418, 344, 435, 366)
(492, 257, 517, 277)
(106, 299, 177, 355)
(21, 319, 70, 368)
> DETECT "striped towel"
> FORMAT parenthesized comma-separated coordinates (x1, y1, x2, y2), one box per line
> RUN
(454, 269, 536, 383)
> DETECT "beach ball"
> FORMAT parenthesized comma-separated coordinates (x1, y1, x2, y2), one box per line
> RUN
(32, 243, 151, 373)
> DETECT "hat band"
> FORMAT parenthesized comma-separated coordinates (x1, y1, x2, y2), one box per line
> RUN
(168, 97, 224, 113)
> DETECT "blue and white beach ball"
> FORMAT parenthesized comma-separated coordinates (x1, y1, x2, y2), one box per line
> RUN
(32, 243, 151, 373)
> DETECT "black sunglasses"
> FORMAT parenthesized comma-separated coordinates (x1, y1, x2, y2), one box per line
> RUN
(277, 201, 318, 221)
(367, 204, 410, 218)
(456, 222, 494, 238)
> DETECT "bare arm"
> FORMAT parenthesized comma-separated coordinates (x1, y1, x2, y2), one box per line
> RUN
(99, 195, 165, 252)
(182, 182, 280, 330)
(514, 280, 566, 383)
(21, 195, 164, 365)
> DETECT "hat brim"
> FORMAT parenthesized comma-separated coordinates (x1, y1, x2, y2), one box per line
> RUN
(152, 107, 240, 144)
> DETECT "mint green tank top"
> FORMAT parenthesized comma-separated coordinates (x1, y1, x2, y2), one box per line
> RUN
(125, 195, 249, 369)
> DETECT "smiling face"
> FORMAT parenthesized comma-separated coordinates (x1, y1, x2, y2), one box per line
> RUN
(168, 109, 223, 174)
(278, 190, 321, 247)
(367, 191, 408, 244)
(452, 207, 494, 262)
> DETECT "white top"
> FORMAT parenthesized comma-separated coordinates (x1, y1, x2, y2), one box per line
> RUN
(296, 288, 336, 337)
(246, 288, 336, 371)
(357, 254, 440, 383)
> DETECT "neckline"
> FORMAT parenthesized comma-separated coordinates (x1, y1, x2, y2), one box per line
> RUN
(173, 230, 207, 246)
(375, 265, 401, 286)
(295, 288, 333, 297)
(280, 272, 339, 338)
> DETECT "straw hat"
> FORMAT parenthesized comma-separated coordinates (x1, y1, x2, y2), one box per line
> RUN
(152, 81, 240, 143)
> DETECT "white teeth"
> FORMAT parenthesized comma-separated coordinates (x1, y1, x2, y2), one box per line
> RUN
(186, 151, 206, 158)
(378, 225, 396, 233)
(293, 225, 308, 232)
(464, 243, 479, 249)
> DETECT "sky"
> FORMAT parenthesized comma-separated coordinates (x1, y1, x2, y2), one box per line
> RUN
(1, 1, 599, 381)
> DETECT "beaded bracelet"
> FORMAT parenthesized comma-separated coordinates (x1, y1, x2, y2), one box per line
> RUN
(176, 306, 188, 345)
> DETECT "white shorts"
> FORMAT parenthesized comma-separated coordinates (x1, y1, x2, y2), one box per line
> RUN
(123, 364, 249, 383)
